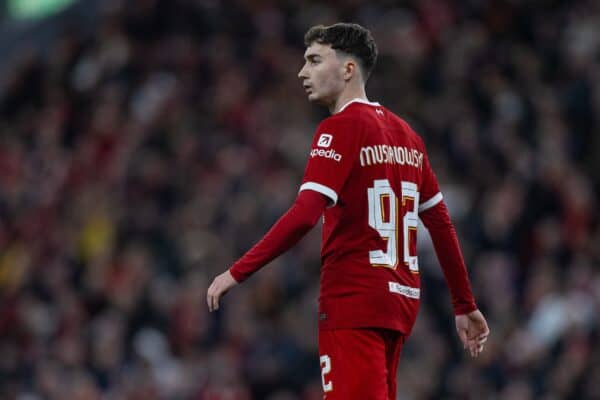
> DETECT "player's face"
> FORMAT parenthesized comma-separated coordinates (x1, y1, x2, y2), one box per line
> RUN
(298, 43, 346, 106)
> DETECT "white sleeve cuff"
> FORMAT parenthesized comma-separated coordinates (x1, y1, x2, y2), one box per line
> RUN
(418, 192, 443, 213)
(299, 182, 338, 206)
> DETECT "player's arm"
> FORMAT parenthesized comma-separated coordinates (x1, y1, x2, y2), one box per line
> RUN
(208, 116, 357, 311)
(419, 201, 477, 314)
(419, 201, 489, 357)
(415, 131, 489, 357)
(206, 189, 328, 312)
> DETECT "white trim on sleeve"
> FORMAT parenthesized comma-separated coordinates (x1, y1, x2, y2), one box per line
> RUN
(418, 192, 443, 213)
(299, 182, 338, 206)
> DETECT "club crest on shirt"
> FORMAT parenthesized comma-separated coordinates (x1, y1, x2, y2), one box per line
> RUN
(317, 133, 333, 148)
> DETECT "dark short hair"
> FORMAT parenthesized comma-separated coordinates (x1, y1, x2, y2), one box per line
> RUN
(304, 23, 378, 81)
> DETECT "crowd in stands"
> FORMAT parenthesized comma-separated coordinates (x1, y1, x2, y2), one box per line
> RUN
(0, 0, 598, 398)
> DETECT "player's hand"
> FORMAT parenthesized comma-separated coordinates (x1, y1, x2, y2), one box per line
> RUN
(455, 309, 489, 358)
(207, 270, 238, 312)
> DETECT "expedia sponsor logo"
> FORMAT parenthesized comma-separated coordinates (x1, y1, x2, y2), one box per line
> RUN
(310, 148, 342, 162)
(317, 134, 333, 148)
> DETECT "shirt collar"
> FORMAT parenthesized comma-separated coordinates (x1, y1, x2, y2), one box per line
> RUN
(337, 98, 381, 113)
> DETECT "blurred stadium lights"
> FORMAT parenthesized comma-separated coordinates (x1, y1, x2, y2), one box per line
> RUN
(0, 0, 100, 90)
(7, 0, 77, 20)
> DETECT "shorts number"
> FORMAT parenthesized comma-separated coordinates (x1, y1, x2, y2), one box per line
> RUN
(320, 355, 333, 392)
(367, 179, 420, 272)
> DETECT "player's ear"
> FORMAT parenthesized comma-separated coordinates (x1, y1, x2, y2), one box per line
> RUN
(342, 59, 356, 82)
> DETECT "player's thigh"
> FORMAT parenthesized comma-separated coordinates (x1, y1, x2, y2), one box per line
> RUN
(384, 330, 406, 400)
(318, 328, 389, 400)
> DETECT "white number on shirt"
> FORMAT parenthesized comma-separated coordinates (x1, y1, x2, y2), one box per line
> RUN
(401, 181, 420, 272)
(367, 179, 420, 272)
(320, 355, 333, 392)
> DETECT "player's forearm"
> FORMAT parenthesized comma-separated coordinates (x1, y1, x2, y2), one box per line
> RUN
(420, 201, 477, 315)
(229, 190, 328, 283)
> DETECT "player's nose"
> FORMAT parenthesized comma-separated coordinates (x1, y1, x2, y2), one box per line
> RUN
(298, 65, 308, 79)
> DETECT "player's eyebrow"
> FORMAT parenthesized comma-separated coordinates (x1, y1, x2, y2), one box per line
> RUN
(304, 53, 322, 62)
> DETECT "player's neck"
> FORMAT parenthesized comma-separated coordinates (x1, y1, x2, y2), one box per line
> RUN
(330, 86, 368, 114)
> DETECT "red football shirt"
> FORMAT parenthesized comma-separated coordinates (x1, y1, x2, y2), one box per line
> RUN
(300, 99, 446, 334)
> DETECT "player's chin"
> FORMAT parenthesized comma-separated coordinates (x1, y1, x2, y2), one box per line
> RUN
(307, 92, 320, 102)
(308, 92, 327, 105)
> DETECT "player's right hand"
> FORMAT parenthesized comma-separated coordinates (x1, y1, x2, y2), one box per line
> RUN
(207, 270, 238, 312)
(455, 309, 490, 358)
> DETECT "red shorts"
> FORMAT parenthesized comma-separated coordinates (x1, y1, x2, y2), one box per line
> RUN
(318, 328, 406, 400)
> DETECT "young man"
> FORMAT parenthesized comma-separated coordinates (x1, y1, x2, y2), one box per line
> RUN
(207, 23, 489, 399)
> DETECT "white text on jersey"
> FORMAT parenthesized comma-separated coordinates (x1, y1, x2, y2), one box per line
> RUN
(310, 148, 342, 162)
(359, 145, 423, 169)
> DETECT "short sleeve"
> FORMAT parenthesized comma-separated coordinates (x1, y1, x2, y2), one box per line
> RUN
(299, 117, 360, 206)
(418, 144, 444, 214)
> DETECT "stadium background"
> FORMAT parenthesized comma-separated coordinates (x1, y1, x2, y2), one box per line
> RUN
(0, 0, 598, 398)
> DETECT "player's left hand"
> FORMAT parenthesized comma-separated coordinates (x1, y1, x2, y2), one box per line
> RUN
(455, 309, 490, 358)
(207, 270, 238, 312)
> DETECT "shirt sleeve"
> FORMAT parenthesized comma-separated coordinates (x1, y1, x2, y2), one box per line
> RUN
(419, 200, 477, 315)
(299, 117, 361, 206)
(229, 190, 329, 283)
(418, 141, 444, 214)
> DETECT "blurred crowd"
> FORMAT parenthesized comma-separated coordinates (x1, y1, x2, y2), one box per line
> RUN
(0, 0, 599, 399)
